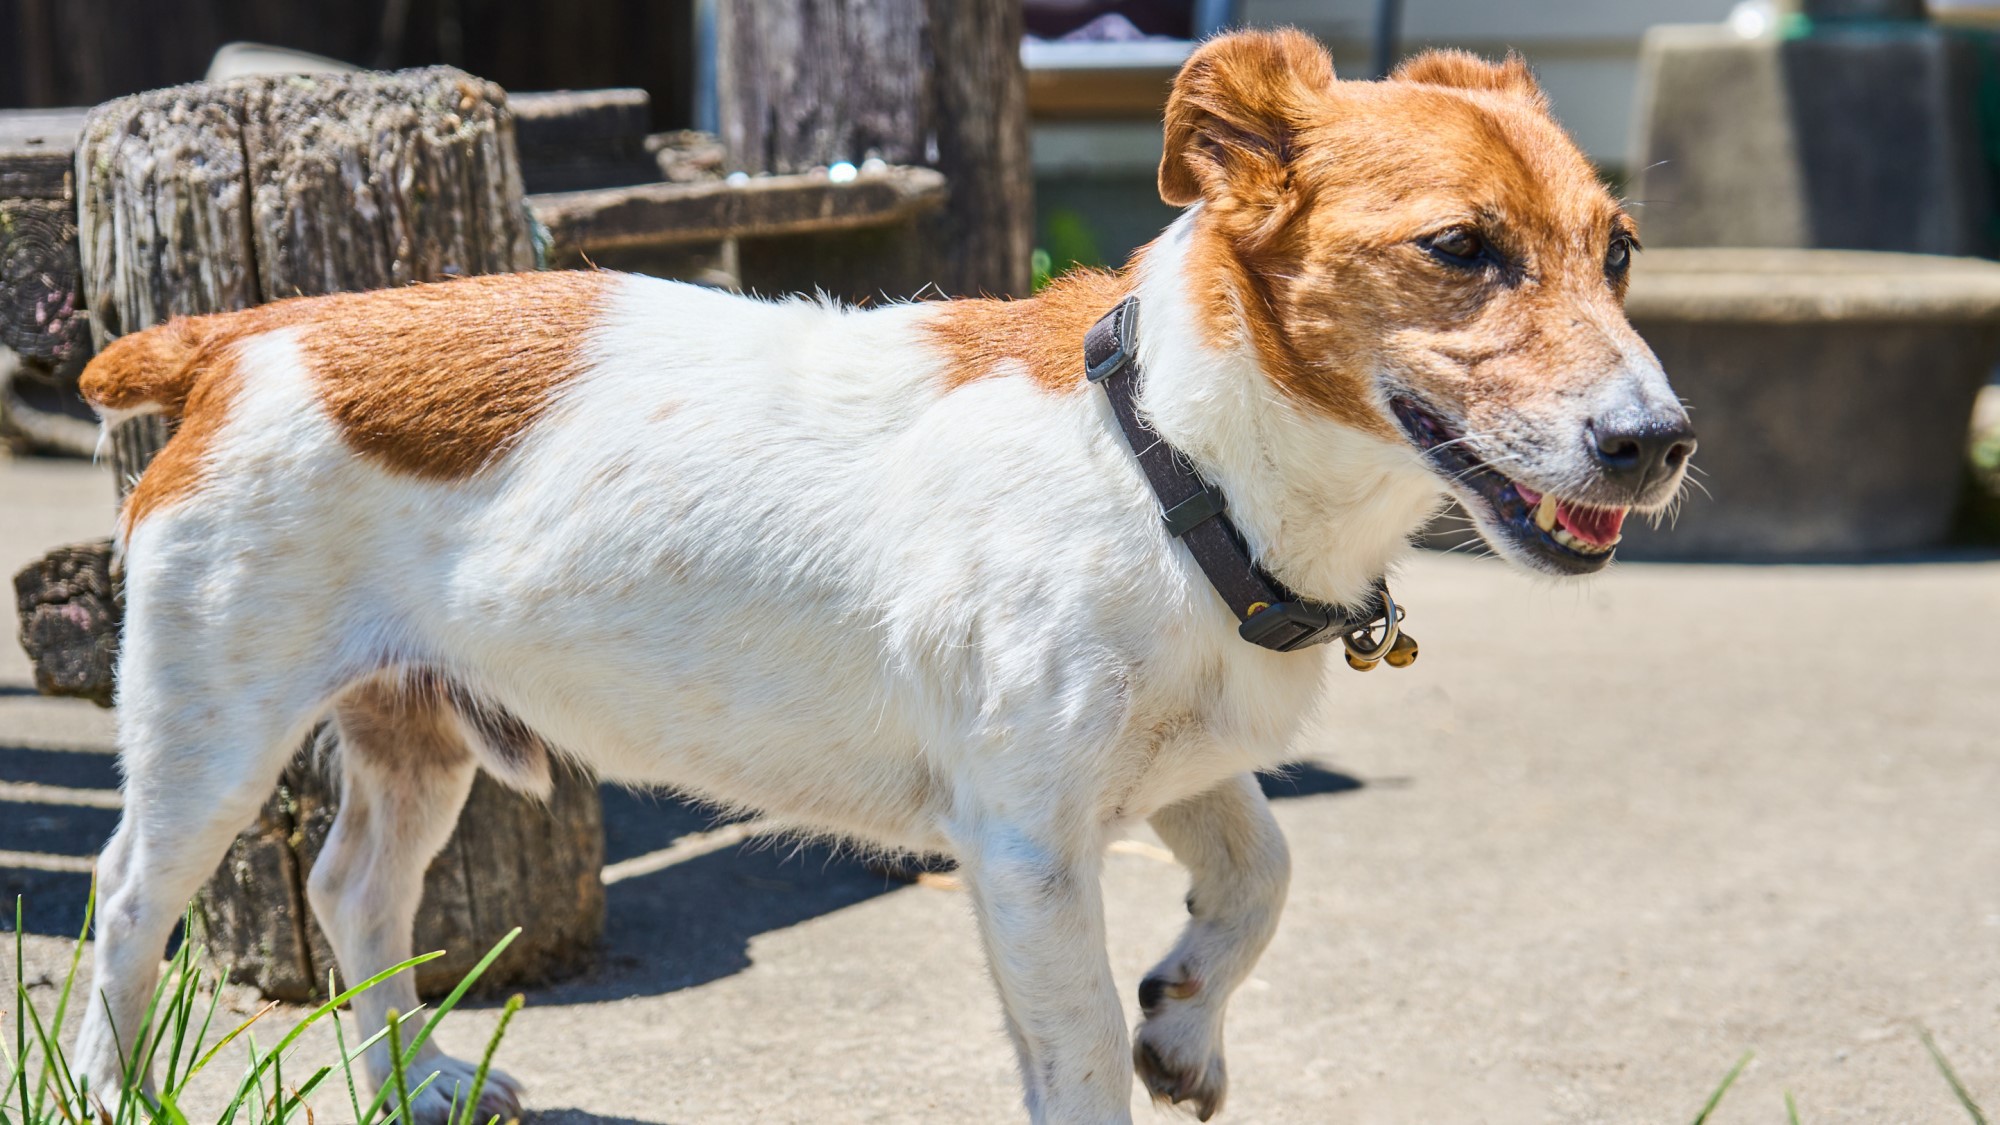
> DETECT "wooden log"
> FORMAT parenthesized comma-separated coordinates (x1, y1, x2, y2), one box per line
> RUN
(529, 165, 947, 258)
(10, 539, 118, 707)
(717, 0, 1032, 299)
(73, 67, 602, 1001)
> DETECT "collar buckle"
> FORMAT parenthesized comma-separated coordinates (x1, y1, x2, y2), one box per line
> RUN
(1238, 600, 1346, 652)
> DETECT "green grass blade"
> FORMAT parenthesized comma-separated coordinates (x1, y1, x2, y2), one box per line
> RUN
(202, 949, 445, 1122)
(454, 994, 522, 1125)
(361, 929, 519, 1124)
(19, 965, 86, 1121)
(385, 1012, 413, 1125)
(46, 878, 94, 1044)
(379, 1070, 441, 1125)
(1691, 1051, 1753, 1125)
(191, 998, 280, 1098)
(14, 898, 28, 1125)
(330, 992, 365, 1125)
(153, 1088, 192, 1125)
(1922, 1029, 1991, 1125)
(179, 966, 227, 1094)
(278, 1063, 334, 1119)
(1785, 1089, 1801, 1125)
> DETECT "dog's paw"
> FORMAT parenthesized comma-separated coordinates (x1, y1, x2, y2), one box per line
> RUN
(1133, 974, 1227, 1121)
(398, 1055, 524, 1125)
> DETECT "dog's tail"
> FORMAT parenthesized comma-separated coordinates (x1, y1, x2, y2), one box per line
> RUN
(78, 317, 221, 426)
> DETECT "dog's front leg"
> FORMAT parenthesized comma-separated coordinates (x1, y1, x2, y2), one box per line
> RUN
(955, 817, 1131, 1124)
(1132, 772, 1291, 1120)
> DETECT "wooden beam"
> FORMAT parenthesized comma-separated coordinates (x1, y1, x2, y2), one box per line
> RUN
(528, 165, 948, 257)
(0, 107, 87, 201)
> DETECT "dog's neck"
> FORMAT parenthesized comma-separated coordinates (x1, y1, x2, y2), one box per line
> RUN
(1127, 209, 1447, 610)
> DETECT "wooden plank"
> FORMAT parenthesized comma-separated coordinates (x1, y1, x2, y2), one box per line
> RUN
(528, 165, 947, 257)
(0, 107, 87, 201)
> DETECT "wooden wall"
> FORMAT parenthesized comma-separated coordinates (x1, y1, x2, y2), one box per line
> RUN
(0, 0, 697, 129)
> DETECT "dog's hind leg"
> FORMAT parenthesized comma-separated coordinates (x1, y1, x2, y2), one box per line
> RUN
(1131, 772, 1291, 1121)
(305, 676, 525, 1125)
(74, 664, 319, 1109)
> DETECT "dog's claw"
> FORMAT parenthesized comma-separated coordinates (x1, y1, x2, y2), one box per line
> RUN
(1134, 1034, 1225, 1120)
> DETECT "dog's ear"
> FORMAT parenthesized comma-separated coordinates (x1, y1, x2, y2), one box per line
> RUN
(1159, 29, 1334, 210)
(1391, 49, 1547, 109)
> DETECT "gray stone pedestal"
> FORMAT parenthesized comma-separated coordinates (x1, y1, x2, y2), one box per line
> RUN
(1619, 248, 2000, 558)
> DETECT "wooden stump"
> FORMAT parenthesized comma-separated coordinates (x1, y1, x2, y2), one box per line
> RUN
(76, 67, 602, 1000)
(10, 539, 118, 707)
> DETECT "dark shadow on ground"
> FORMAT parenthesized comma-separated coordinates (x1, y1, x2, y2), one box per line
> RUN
(539, 785, 904, 1003)
(1258, 761, 1365, 800)
(524, 1104, 680, 1112)
(1, 743, 118, 936)
(541, 762, 1367, 1003)
(3, 749, 1371, 993)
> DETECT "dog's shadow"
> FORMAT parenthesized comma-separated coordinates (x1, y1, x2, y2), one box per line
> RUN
(541, 762, 1365, 1003)
(532, 1104, 680, 1112)
(0, 742, 1367, 1001)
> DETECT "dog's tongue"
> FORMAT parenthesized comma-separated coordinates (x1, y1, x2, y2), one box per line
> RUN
(1513, 484, 1628, 547)
(1557, 502, 1625, 546)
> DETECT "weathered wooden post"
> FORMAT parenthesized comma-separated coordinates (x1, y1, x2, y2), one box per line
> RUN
(0, 108, 93, 455)
(717, 0, 1032, 299)
(74, 67, 603, 999)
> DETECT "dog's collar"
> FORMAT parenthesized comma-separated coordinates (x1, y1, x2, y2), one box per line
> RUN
(1085, 297, 1417, 668)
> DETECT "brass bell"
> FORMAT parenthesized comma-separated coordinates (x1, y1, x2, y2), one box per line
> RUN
(1343, 650, 1380, 672)
(1383, 631, 1420, 668)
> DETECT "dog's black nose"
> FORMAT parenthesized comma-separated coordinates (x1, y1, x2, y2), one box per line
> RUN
(1589, 411, 1696, 493)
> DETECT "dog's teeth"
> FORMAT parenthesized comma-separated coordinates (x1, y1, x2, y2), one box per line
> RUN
(1550, 526, 1614, 555)
(1534, 495, 1558, 532)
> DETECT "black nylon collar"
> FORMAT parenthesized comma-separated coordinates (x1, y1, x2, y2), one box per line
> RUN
(1085, 296, 1394, 653)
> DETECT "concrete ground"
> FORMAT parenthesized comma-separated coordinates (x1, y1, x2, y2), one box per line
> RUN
(3, 451, 1996, 1124)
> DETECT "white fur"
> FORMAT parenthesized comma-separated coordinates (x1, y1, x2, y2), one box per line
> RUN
(77, 210, 1450, 1123)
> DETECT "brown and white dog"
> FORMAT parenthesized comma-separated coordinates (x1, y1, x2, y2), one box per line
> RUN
(74, 31, 1691, 1124)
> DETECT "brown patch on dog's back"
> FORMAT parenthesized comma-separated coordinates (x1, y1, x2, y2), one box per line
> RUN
(301, 271, 612, 479)
(88, 272, 615, 533)
(923, 268, 1134, 393)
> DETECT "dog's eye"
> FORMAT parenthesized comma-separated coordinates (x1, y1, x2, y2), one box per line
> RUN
(1606, 234, 1635, 275)
(1424, 227, 1488, 267)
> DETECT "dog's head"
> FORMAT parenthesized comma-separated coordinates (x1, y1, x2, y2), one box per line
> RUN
(1161, 30, 1693, 575)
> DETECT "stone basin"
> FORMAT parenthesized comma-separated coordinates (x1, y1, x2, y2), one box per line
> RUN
(1616, 247, 2000, 559)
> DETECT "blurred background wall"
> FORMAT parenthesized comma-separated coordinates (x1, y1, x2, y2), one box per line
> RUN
(0, 0, 698, 129)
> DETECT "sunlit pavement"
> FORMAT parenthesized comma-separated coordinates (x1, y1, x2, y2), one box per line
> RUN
(5, 452, 1996, 1124)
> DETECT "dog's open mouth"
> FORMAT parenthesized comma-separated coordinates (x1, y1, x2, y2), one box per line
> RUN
(1391, 397, 1628, 575)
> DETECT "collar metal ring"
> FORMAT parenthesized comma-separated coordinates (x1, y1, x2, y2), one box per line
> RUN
(1341, 588, 1402, 663)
